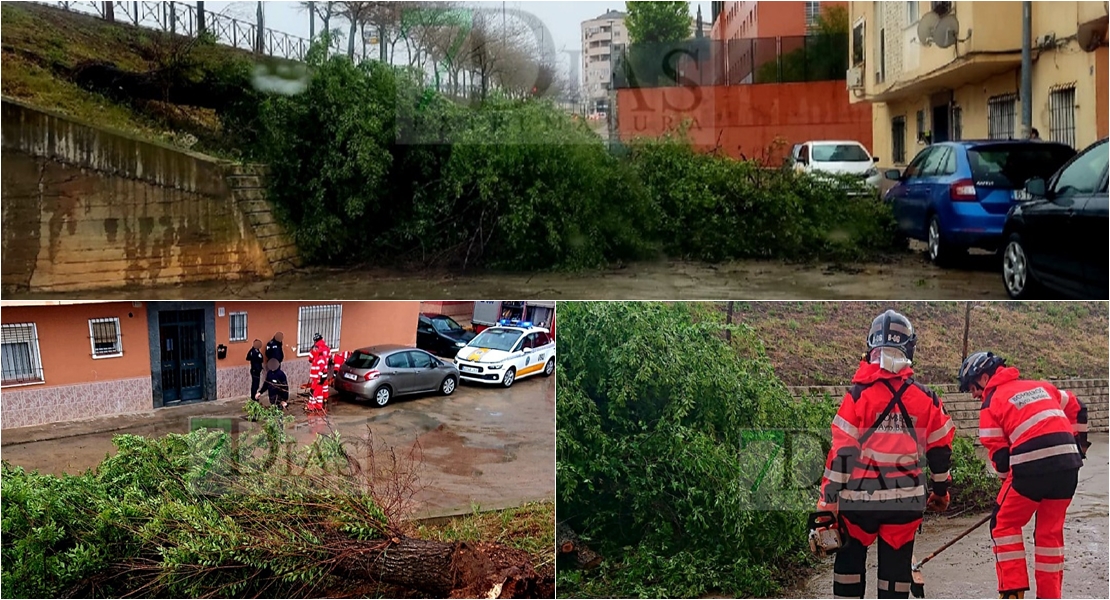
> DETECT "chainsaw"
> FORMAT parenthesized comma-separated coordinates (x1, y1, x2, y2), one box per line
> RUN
(807, 511, 843, 557)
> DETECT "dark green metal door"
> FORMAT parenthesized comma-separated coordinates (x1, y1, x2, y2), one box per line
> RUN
(159, 309, 206, 403)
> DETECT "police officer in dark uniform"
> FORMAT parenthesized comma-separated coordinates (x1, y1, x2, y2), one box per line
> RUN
(246, 339, 265, 400)
(266, 332, 285, 364)
(256, 358, 289, 410)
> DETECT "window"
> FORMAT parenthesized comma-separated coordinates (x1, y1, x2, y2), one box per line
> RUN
(805, 1, 821, 31)
(408, 351, 434, 369)
(892, 116, 907, 163)
(988, 94, 1017, 140)
(852, 20, 865, 65)
(1052, 140, 1109, 199)
(229, 312, 248, 342)
(902, 147, 934, 179)
(2, 323, 44, 386)
(297, 304, 342, 355)
(938, 147, 958, 175)
(534, 332, 552, 347)
(386, 352, 411, 369)
(1048, 85, 1076, 149)
(916, 109, 927, 142)
(88, 317, 123, 358)
(920, 147, 949, 176)
(951, 105, 963, 141)
(907, 1, 920, 22)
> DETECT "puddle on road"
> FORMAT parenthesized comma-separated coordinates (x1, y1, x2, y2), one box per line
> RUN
(10, 253, 1008, 300)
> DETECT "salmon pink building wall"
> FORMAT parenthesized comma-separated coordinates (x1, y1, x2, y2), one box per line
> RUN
(617, 81, 873, 163)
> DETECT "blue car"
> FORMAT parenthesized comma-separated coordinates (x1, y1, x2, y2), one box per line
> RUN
(884, 141, 1076, 265)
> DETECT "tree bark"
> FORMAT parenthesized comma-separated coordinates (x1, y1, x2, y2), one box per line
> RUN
(332, 535, 553, 598)
(555, 522, 602, 571)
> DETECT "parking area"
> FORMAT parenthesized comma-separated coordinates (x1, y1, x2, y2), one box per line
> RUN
(0, 376, 555, 517)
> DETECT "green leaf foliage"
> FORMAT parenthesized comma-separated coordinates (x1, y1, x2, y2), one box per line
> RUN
(626, 1, 693, 44)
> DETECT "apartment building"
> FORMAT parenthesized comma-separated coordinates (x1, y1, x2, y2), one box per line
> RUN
(581, 9, 628, 113)
(848, 1, 1108, 166)
(1, 301, 420, 429)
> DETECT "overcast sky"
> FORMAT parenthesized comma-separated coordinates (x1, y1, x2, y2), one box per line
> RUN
(202, 1, 712, 78)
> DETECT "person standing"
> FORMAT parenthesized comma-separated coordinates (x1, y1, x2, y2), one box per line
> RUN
(246, 339, 265, 400)
(307, 333, 330, 412)
(256, 358, 289, 411)
(819, 310, 955, 599)
(266, 332, 285, 365)
(959, 351, 1086, 600)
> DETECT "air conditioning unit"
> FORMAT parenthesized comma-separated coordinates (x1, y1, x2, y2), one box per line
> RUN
(846, 66, 864, 89)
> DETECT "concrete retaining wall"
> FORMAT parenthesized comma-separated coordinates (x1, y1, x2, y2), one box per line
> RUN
(1, 99, 295, 293)
(788, 379, 1110, 435)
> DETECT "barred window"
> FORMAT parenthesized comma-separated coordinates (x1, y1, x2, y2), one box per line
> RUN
(805, 1, 821, 31)
(988, 94, 1017, 140)
(298, 305, 342, 355)
(88, 317, 123, 358)
(892, 116, 907, 164)
(1048, 86, 1076, 149)
(2, 323, 44, 385)
(951, 105, 963, 141)
(907, 1, 920, 22)
(916, 109, 926, 141)
(229, 312, 248, 342)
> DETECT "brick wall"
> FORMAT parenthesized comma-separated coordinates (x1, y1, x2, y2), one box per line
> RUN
(788, 378, 1109, 436)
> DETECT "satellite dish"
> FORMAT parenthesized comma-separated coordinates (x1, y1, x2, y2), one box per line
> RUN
(1077, 19, 1109, 52)
(917, 12, 941, 46)
(934, 14, 960, 49)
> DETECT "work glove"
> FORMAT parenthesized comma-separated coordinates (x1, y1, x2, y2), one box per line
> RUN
(817, 498, 839, 517)
(926, 492, 950, 513)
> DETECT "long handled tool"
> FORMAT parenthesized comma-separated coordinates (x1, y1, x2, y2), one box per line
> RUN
(909, 513, 993, 598)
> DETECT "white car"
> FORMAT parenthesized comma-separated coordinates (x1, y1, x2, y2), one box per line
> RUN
(792, 140, 883, 192)
(453, 321, 556, 388)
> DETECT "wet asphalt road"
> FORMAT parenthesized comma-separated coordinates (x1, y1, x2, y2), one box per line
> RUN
(794, 434, 1110, 599)
(0, 375, 556, 517)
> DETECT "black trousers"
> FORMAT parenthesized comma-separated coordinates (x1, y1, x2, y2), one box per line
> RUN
(833, 511, 918, 599)
(250, 369, 262, 399)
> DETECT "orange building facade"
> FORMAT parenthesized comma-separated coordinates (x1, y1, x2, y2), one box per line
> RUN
(1, 301, 421, 429)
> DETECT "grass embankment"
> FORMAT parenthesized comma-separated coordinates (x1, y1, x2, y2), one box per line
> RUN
(730, 301, 1108, 385)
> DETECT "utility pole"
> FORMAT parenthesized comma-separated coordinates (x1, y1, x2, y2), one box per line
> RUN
(1020, 1, 1033, 138)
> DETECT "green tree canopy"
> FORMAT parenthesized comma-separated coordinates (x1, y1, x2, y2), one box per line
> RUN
(626, 1, 691, 44)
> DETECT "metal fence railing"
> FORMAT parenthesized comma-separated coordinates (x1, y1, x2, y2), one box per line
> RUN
(49, 1, 311, 61)
(612, 33, 849, 89)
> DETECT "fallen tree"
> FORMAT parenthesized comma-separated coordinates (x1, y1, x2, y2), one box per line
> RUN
(2, 404, 552, 599)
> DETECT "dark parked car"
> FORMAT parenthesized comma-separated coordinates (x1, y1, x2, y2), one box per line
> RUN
(1001, 138, 1108, 299)
(884, 141, 1076, 265)
(416, 313, 476, 357)
(333, 345, 459, 407)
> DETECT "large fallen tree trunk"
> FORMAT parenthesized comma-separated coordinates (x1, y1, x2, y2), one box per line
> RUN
(333, 536, 552, 598)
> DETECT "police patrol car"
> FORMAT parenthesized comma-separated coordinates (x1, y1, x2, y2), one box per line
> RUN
(453, 320, 556, 388)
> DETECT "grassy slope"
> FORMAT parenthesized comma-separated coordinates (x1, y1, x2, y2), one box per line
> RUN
(1, 2, 234, 154)
(729, 301, 1108, 386)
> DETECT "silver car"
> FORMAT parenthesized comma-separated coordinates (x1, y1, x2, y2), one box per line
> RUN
(333, 345, 459, 407)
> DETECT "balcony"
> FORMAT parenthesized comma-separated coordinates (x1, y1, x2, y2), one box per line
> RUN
(858, 1, 1025, 102)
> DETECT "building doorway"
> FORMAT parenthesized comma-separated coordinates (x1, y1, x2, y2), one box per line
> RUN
(932, 104, 950, 143)
(158, 309, 206, 404)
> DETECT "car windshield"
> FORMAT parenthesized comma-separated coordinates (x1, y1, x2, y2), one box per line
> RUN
(346, 350, 380, 370)
(432, 316, 464, 333)
(968, 144, 1077, 189)
(468, 328, 523, 352)
(811, 144, 870, 162)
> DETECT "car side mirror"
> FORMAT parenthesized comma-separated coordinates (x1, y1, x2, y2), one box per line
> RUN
(1024, 177, 1048, 199)
(884, 169, 902, 181)
(872, 156, 880, 163)
(522, 347, 534, 354)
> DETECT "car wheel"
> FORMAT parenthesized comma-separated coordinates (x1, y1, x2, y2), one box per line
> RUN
(501, 367, 516, 388)
(373, 386, 392, 407)
(440, 375, 457, 396)
(1002, 233, 1042, 299)
(543, 358, 556, 377)
(927, 215, 966, 267)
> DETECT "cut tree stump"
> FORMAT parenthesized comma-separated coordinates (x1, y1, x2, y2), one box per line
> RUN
(555, 522, 602, 571)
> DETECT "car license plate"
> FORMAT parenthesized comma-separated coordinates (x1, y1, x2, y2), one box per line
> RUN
(343, 372, 358, 381)
(461, 366, 480, 374)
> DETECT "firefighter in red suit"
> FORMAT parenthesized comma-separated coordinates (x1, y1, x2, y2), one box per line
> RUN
(307, 333, 330, 412)
(819, 310, 955, 599)
(959, 351, 1088, 599)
